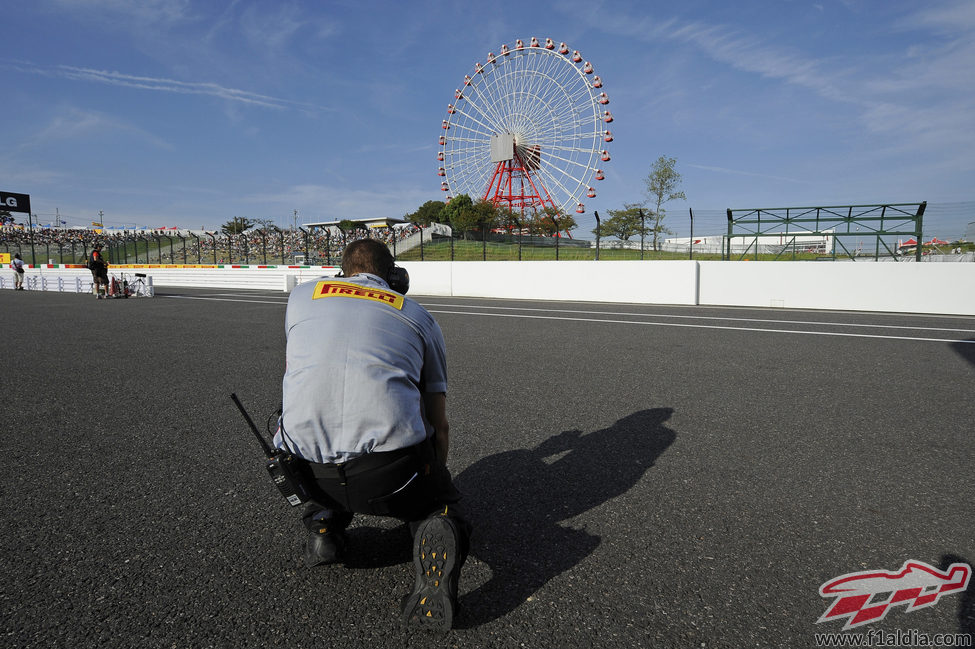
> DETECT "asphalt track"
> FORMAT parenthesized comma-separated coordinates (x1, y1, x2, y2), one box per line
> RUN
(1, 285, 973, 649)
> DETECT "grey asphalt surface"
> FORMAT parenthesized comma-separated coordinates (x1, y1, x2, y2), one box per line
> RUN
(1, 286, 973, 649)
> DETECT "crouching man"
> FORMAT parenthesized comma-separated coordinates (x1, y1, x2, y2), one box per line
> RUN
(274, 238, 471, 631)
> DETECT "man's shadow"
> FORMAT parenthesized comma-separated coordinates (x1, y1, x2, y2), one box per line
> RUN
(941, 554, 975, 640)
(951, 339, 975, 367)
(453, 408, 677, 627)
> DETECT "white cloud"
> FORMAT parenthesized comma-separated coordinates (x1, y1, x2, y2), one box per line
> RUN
(22, 107, 173, 150)
(587, 2, 975, 168)
(50, 0, 191, 24)
(243, 183, 434, 221)
(55, 65, 300, 109)
(686, 164, 812, 185)
(903, 0, 975, 32)
(0, 164, 66, 187)
(6, 60, 327, 112)
(238, 3, 322, 53)
(645, 18, 846, 102)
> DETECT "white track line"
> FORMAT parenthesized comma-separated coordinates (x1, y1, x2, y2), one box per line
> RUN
(426, 309, 975, 344)
(417, 302, 975, 334)
(158, 294, 975, 343)
(160, 295, 285, 305)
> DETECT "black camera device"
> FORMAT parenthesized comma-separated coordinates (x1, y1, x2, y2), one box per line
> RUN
(334, 265, 409, 295)
(231, 393, 312, 507)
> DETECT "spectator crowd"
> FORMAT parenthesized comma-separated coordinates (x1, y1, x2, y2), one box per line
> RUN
(2, 223, 428, 265)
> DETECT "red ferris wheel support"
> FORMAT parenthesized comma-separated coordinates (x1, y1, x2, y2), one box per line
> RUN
(482, 148, 558, 215)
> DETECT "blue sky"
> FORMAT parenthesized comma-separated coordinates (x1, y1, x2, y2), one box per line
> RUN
(2, 0, 973, 239)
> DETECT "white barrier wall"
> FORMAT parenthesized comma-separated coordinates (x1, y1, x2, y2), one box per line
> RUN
(398, 262, 453, 296)
(697, 261, 975, 315)
(17, 261, 975, 315)
(28, 265, 339, 292)
(426, 260, 700, 305)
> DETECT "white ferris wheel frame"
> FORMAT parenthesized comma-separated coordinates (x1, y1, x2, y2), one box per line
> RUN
(439, 39, 611, 215)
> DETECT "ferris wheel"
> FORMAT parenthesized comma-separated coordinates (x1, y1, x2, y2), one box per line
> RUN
(438, 37, 613, 216)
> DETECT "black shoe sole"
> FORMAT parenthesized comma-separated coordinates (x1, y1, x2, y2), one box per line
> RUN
(402, 516, 458, 631)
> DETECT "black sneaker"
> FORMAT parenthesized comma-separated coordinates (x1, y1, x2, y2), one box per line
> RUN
(303, 527, 346, 567)
(401, 516, 460, 631)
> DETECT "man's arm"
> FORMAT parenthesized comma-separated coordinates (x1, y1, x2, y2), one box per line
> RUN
(422, 392, 449, 462)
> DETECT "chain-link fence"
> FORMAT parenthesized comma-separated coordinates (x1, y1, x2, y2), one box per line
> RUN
(5, 210, 973, 266)
(1, 227, 341, 267)
(2, 224, 711, 266)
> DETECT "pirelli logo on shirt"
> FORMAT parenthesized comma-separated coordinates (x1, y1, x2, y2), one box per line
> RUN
(311, 280, 404, 310)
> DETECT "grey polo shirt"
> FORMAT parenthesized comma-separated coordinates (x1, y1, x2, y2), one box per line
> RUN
(274, 273, 447, 464)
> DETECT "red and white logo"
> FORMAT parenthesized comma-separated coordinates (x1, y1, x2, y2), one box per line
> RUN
(818, 560, 971, 630)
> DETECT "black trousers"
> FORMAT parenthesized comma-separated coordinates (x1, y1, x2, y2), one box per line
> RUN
(296, 438, 467, 540)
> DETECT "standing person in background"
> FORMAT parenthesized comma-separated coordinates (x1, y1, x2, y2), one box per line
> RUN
(11, 253, 25, 290)
(89, 244, 109, 299)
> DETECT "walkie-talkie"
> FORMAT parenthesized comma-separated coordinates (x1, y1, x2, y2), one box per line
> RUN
(230, 393, 311, 507)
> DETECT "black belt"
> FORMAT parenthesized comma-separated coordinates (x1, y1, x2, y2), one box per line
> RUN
(305, 440, 432, 483)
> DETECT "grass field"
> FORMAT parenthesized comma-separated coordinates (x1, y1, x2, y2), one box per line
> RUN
(395, 238, 975, 262)
(393, 239, 829, 262)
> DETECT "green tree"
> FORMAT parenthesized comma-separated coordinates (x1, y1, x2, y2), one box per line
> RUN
(528, 211, 553, 237)
(532, 206, 577, 238)
(221, 217, 254, 236)
(495, 206, 521, 240)
(336, 219, 364, 247)
(468, 200, 502, 258)
(441, 194, 479, 239)
(473, 199, 500, 232)
(405, 200, 445, 227)
(644, 155, 685, 251)
(594, 204, 644, 242)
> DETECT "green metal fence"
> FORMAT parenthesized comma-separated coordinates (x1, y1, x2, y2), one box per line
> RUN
(724, 202, 926, 261)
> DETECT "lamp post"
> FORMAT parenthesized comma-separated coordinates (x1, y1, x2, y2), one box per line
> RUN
(152, 234, 163, 264)
(271, 225, 284, 265)
(298, 226, 309, 263)
(28, 213, 37, 266)
(516, 217, 522, 261)
(594, 210, 601, 261)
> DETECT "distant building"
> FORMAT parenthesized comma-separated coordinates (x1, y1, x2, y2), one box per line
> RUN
(304, 217, 406, 230)
(662, 230, 835, 254)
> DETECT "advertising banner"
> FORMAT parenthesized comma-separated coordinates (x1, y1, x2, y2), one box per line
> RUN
(1, 191, 31, 214)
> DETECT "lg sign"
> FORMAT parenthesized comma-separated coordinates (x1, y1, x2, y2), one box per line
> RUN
(1, 191, 31, 214)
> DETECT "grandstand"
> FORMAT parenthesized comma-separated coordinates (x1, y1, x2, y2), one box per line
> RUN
(303, 216, 406, 230)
